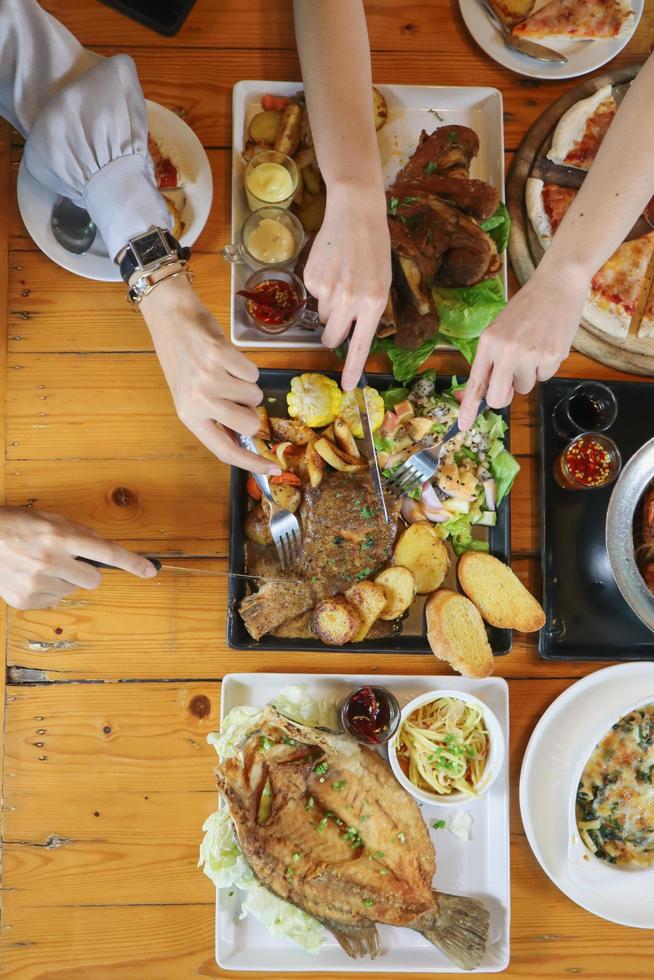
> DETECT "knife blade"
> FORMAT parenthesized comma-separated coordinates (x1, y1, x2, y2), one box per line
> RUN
(76, 557, 299, 585)
(343, 339, 389, 523)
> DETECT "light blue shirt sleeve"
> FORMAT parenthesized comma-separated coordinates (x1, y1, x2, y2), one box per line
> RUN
(0, 0, 170, 260)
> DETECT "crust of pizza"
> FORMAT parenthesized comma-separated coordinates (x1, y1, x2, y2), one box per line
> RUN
(637, 284, 654, 339)
(525, 177, 551, 248)
(512, 0, 633, 41)
(547, 84, 616, 169)
(585, 236, 654, 339)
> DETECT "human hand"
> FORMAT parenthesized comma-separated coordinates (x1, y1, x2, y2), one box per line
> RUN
(0, 507, 157, 610)
(303, 182, 391, 390)
(141, 275, 280, 474)
(458, 267, 585, 430)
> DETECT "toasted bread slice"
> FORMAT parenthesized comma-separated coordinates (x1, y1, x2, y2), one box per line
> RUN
(426, 589, 494, 679)
(457, 553, 545, 632)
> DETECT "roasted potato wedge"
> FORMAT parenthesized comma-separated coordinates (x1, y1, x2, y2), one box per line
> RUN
(242, 139, 270, 163)
(255, 405, 272, 441)
(314, 437, 368, 473)
(304, 439, 325, 488)
(295, 190, 326, 233)
(244, 504, 272, 546)
(393, 521, 449, 594)
(302, 164, 322, 196)
(253, 437, 277, 463)
(274, 103, 302, 157)
(374, 566, 416, 620)
(321, 424, 335, 442)
(269, 417, 314, 445)
(312, 595, 361, 646)
(293, 167, 304, 206)
(373, 87, 389, 131)
(294, 146, 316, 170)
(270, 482, 301, 513)
(345, 581, 387, 642)
(249, 109, 282, 145)
(334, 417, 360, 459)
(300, 107, 313, 148)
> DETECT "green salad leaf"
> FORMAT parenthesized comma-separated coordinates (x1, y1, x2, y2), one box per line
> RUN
(480, 202, 511, 254)
(432, 275, 506, 346)
(490, 449, 521, 505)
(382, 386, 409, 411)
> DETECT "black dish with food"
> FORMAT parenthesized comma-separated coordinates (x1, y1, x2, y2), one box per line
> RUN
(228, 369, 512, 654)
(539, 377, 654, 660)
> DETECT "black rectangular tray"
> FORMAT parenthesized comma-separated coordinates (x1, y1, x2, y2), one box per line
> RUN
(228, 369, 512, 654)
(539, 377, 654, 660)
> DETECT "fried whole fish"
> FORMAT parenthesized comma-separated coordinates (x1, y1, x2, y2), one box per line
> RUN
(216, 705, 489, 970)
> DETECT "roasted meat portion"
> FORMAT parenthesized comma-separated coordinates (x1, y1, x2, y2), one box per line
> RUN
(382, 125, 502, 350)
(217, 706, 489, 969)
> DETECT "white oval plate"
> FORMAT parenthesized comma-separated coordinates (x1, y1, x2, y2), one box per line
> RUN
(17, 100, 213, 282)
(458, 0, 644, 81)
(520, 662, 654, 927)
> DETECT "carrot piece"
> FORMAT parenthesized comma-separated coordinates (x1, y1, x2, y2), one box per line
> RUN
(246, 474, 262, 501)
(262, 94, 290, 111)
(270, 472, 301, 487)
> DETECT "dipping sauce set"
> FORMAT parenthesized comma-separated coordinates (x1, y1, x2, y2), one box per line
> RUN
(552, 382, 622, 492)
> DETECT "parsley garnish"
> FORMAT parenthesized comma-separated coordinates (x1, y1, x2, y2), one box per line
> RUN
(259, 735, 274, 752)
(313, 761, 329, 776)
(432, 819, 446, 830)
(333, 780, 346, 791)
(361, 534, 375, 550)
(355, 567, 372, 581)
(397, 831, 406, 843)
(360, 505, 375, 518)
(316, 817, 329, 833)
(424, 161, 438, 174)
(448, 129, 458, 145)
(363, 898, 374, 908)
(388, 196, 399, 216)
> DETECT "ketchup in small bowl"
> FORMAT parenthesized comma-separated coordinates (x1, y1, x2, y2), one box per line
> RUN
(340, 686, 401, 745)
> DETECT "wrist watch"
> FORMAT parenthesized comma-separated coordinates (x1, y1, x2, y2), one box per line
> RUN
(118, 227, 190, 284)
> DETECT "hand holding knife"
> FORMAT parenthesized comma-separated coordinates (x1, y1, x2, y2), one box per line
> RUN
(343, 339, 389, 524)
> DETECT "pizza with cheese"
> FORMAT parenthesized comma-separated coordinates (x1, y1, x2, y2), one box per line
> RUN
(512, 0, 634, 41)
(489, 0, 535, 27)
(526, 177, 654, 339)
(547, 84, 618, 170)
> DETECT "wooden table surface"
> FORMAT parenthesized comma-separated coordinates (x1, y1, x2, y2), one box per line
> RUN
(2, 1, 654, 977)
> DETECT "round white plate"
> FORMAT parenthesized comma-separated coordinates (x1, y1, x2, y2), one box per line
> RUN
(17, 100, 213, 282)
(458, 0, 644, 80)
(520, 662, 654, 928)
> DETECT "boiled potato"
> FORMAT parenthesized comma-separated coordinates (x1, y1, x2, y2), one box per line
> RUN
(255, 406, 272, 441)
(303, 439, 325, 488)
(294, 146, 316, 170)
(244, 504, 272, 546)
(393, 521, 449, 594)
(269, 417, 314, 445)
(274, 104, 302, 157)
(373, 87, 389, 131)
(270, 482, 301, 513)
(314, 437, 367, 474)
(295, 190, 326, 233)
(300, 107, 313, 148)
(345, 581, 387, 642)
(374, 566, 416, 621)
(334, 417, 360, 459)
(312, 595, 361, 646)
(249, 109, 282, 145)
(302, 164, 322, 196)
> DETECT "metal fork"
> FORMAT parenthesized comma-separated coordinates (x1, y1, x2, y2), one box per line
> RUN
(238, 433, 302, 569)
(385, 399, 487, 497)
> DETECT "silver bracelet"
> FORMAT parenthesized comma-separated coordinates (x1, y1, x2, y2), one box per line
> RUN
(127, 263, 194, 307)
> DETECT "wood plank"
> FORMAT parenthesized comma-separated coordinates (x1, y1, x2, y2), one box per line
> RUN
(0, 118, 10, 891)
(42, 0, 654, 56)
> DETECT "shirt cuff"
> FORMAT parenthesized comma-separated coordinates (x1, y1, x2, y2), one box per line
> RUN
(83, 154, 171, 262)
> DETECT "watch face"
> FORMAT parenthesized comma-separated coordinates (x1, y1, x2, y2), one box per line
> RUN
(133, 230, 167, 266)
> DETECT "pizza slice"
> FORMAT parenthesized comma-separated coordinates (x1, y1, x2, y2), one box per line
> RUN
(488, 0, 535, 28)
(526, 177, 654, 338)
(547, 84, 618, 170)
(512, 0, 634, 41)
(637, 281, 654, 339)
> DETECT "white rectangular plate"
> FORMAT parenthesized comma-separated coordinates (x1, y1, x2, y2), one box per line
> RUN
(230, 81, 505, 349)
(215, 672, 510, 973)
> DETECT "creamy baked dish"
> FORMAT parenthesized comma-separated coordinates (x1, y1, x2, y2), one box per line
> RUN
(576, 704, 654, 867)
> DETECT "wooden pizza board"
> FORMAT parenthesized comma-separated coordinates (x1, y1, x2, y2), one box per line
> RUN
(506, 63, 654, 377)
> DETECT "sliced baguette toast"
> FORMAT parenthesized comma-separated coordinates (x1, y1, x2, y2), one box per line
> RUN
(457, 553, 545, 632)
(425, 588, 494, 679)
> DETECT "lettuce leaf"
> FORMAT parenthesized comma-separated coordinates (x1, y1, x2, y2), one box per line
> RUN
(201, 685, 338, 954)
(490, 449, 521, 505)
(371, 333, 442, 384)
(432, 275, 506, 344)
(480, 202, 511, 254)
(382, 386, 409, 411)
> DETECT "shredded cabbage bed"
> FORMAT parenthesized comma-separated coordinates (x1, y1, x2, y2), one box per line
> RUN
(198, 686, 338, 953)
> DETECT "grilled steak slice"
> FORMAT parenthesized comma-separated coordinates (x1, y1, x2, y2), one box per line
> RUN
(391, 126, 480, 187)
(391, 176, 499, 222)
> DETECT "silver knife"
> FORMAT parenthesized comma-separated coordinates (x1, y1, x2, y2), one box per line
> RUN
(343, 340, 389, 524)
(77, 557, 299, 585)
(476, 0, 568, 64)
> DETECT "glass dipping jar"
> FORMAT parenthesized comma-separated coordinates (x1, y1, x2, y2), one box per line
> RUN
(339, 686, 401, 745)
(221, 207, 305, 271)
(237, 267, 321, 336)
(552, 381, 618, 440)
(554, 432, 622, 491)
(245, 150, 298, 211)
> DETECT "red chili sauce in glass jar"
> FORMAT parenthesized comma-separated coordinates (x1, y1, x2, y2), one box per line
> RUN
(340, 686, 400, 745)
(554, 434, 621, 491)
(237, 278, 301, 333)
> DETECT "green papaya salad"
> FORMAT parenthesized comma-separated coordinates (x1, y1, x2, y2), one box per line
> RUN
(375, 372, 520, 555)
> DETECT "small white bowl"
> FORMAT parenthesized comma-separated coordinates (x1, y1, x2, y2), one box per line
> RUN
(388, 689, 505, 807)
(568, 694, 654, 889)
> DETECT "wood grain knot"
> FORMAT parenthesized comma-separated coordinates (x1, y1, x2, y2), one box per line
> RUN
(111, 486, 138, 507)
(102, 725, 112, 736)
(189, 694, 211, 719)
